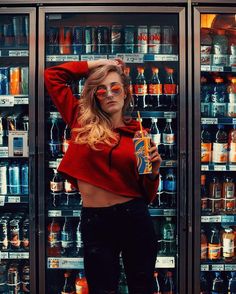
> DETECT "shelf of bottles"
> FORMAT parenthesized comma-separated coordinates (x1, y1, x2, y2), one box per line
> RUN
(0, 14, 30, 294)
(200, 14, 236, 293)
(44, 14, 178, 293)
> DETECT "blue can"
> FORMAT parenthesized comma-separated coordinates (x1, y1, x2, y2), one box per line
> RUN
(72, 27, 84, 54)
(0, 67, 9, 95)
(124, 25, 136, 53)
(8, 163, 21, 195)
(21, 163, 29, 195)
(97, 26, 109, 54)
(47, 27, 59, 55)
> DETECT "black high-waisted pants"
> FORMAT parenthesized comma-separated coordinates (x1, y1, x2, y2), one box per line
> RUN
(80, 197, 157, 294)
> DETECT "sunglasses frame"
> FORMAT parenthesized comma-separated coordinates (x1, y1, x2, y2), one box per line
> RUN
(95, 83, 123, 100)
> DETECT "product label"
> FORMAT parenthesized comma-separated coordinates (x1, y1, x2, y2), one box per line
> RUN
(201, 198, 208, 210)
(223, 238, 234, 257)
(201, 143, 212, 163)
(208, 243, 221, 259)
(230, 142, 236, 163)
(64, 181, 76, 193)
(164, 180, 176, 192)
(212, 143, 228, 163)
(62, 141, 70, 154)
(151, 134, 161, 145)
(134, 84, 147, 95)
(224, 185, 235, 199)
(228, 103, 236, 117)
(163, 133, 175, 144)
(163, 84, 177, 95)
(149, 84, 162, 95)
(50, 181, 63, 192)
(201, 244, 208, 259)
(201, 103, 211, 117)
(48, 232, 60, 247)
(211, 102, 226, 117)
(61, 231, 73, 248)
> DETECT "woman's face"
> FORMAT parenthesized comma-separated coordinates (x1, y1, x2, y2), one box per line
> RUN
(95, 71, 126, 119)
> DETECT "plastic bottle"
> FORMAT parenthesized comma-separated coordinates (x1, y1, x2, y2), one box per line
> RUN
(118, 272, 129, 294)
(208, 227, 221, 261)
(228, 271, 236, 294)
(211, 272, 226, 294)
(209, 176, 222, 213)
(62, 124, 71, 154)
(212, 125, 228, 165)
(153, 271, 161, 294)
(201, 76, 211, 117)
(222, 227, 235, 262)
(222, 176, 235, 213)
(61, 271, 75, 294)
(201, 174, 208, 212)
(227, 78, 236, 117)
(162, 271, 174, 294)
(61, 217, 74, 257)
(50, 169, 64, 193)
(150, 117, 161, 146)
(49, 118, 61, 158)
(149, 67, 162, 109)
(201, 28, 213, 66)
(76, 220, 83, 257)
(200, 272, 210, 294)
(201, 228, 208, 260)
(161, 217, 176, 255)
(212, 28, 228, 56)
(211, 78, 227, 118)
(163, 68, 177, 95)
(229, 124, 236, 163)
(47, 218, 61, 257)
(201, 125, 212, 163)
(162, 118, 175, 160)
(134, 67, 147, 110)
(75, 270, 88, 294)
(21, 163, 29, 195)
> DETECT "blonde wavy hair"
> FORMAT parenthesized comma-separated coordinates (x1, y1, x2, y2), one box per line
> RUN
(72, 64, 134, 150)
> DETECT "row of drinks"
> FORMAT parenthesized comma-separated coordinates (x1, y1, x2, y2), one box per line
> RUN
(0, 213, 29, 251)
(0, 16, 29, 48)
(201, 124, 236, 164)
(0, 261, 30, 293)
(0, 66, 29, 95)
(200, 271, 236, 294)
(47, 24, 175, 55)
(201, 225, 236, 261)
(0, 162, 28, 195)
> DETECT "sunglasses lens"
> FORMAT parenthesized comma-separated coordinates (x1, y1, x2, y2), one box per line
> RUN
(96, 88, 107, 99)
(111, 85, 122, 95)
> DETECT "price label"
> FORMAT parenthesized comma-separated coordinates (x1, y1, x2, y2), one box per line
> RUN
(80, 55, 95, 61)
(48, 210, 62, 217)
(46, 55, 78, 62)
(94, 55, 107, 60)
(49, 112, 62, 119)
(0, 252, 8, 259)
(210, 215, 222, 222)
(164, 112, 176, 118)
(201, 264, 209, 271)
(201, 65, 211, 71)
(163, 209, 176, 216)
(201, 118, 218, 124)
(73, 210, 80, 217)
(163, 55, 178, 61)
(232, 66, 236, 72)
(48, 258, 59, 269)
(0, 196, 5, 206)
(10, 252, 29, 259)
(0, 147, 8, 157)
(221, 215, 235, 223)
(229, 165, 236, 171)
(116, 53, 144, 63)
(212, 264, 224, 271)
(211, 66, 224, 72)
(48, 161, 57, 169)
(155, 256, 175, 268)
(201, 216, 210, 222)
(8, 196, 21, 203)
(214, 165, 226, 171)
(201, 165, 209, 171)
(0, 95, 14, 107)
(225, 264, 236, 271)
(9, 50, 28, 57)
(59, 258, 84, 269)
(14, 97, 29, 105)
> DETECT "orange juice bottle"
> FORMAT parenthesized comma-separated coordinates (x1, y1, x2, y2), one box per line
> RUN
(201, 228, 208, 260)
(208, 227, 221, 260)
(222, 227, 235, 262)
(201, 125, 212, 163)
(75, 271, 88, 294)
(229, 124, 236, 163)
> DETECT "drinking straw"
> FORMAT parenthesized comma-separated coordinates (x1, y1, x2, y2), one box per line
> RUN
(137, 111, 149, 156)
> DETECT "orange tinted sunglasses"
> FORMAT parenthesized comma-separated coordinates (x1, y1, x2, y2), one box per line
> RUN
(95, 83, 123, 100)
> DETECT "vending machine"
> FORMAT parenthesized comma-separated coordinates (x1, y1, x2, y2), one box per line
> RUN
(38, 5, 187, 293)
(193, 7, 236, 294)
(0, 7, 36, 294)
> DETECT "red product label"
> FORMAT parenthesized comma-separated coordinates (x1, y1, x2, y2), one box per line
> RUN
(164, 84, 177, 95)
(149, 84, 162, 95)
(134, 84, 147, 95)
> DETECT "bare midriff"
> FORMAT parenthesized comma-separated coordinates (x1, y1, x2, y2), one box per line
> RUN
(78, 179, 141, 207)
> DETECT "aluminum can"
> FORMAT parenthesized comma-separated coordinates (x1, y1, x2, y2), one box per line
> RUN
(21, 164, 29, 195)
(111, 25, 123, 54)
(7, 263, 20, 293)
(0, 25, 4, 47)
(85, 26, 97, 54)
(162, 25, 174, 54)
(3, 24, 14, 48)
(10, 67, 20, 95)
(22, 263, 30, 292)
(22, 219, 29, 250)
(0, 67, 9, 95)
(10, 220, 21, 250)
(12, 16, 25, 47)
(0, 219, 8, 250)
(72, 27, 84, 54)
(22, 115, 29, 131)
(148, 25, 161, 53)
(47, 27, 59, 55)
(0, 261, 7, 293)
(124, 25, 136, 53)
(59, 27, 72, 55)
(21, 67, 28, 95)
(23, 16, 29, 47)
(0, 163, 7, 195)
(137, 25, 148, 54)
(97, 26, 109, 54)
(8, 163, 21, 195)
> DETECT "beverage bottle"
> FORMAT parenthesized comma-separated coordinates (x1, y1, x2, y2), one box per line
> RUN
(78, 77, 85, 95)
(150, 117, 161, 147)
(119, 272, 129, 294)
(163, 68, 177, 96)
(124, 66, 133, 96)
(222, 227, 235, 262)
(201, 125, 212, 163)
(211, 272, 226, 294)
(228, 272, 236, 294)
(149, 67, 162, 109)
(7, 263, 20, 294)
(227, 78, 236, 117)
(62, 124, 71, 154)
(21, 163, 29, 195)
(155, 172, 163, 208)
(76, 220, 83, 257)
(61, 271, 76, 294)
(47, 218, 61, 257)
(209, 176, 222, 213)
(8, 162, 21, 194)
(222, 176, 235, 213)
(162, 118, 175, 160)
(162, 271, 174, 294)
(201, 228, 208, 260)
(201, 174, 208, 212)
(134, 67, 147, 110)
(75, 270, 88, 294)
(50, 169, 64, 193)
(64, 179, 77, 207)
(201, 76, 211, 117)
(161, 217, 176, 255)
(212, 28, 229, 56)
(211, 78, 227, 117)
(212, 125, 228, 165)
(208, 227, 221, 260)
(153, 271, 161, 294)
(61, 217, 74, 257)
(229, 125, 236, 163)
(200, 272, 210, 294)
(49, 118, 62, 158)
(0, 116, 7, 147)
(163, 169, 176, 208)
(22, 262, 30, 293)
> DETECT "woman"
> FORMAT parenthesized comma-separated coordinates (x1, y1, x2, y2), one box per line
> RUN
(44, 59, 161, 294)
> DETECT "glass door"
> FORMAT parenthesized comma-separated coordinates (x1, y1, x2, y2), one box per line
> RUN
(38, 5, 186, 294)
(0, 7, 36, 294)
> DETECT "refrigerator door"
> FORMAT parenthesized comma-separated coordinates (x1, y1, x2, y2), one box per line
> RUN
(193, 7, 236, 294)
(0, 7, 36, 294)
(38, 6, 186, 294)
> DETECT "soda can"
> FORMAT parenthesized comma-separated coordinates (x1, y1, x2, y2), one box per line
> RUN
(148, 25, 161, 54)
(21, 67, 28, 95)
(0, 25, 4, 47)
(124, 25, 136, 53)
(22, 263, 30, 292)
(10, 67, 20, 95)
(3, 24, 14, 48)
(0, 261, 7, 293)
(7, 263, 20, 292)
(21, 164, 29, 195)
(111, 25, 123, 54)
(22, 115, 29, 131)
(0, 219, 8, 250)
(72, 27, 84, 54)
(161, 25, 174, 54)
(59, 27, 72, 55)
(137, 25, 148, 54)
(85, 26, 97, 54)
(8, 163, 21, 195)
(47, 27, 59, 55)
(0, 67, 9, 95)
(23, 16, 29, 47)
(0, 163, 7, 195)
(12, 16, 25, 47)
(97, 26, 109, 54)
(22, 219, 29, 250)
(10, 220, 21, 250)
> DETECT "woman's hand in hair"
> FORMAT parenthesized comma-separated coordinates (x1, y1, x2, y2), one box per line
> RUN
(87, 59, 124, 71)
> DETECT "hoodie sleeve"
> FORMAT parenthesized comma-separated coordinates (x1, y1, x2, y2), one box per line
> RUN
(139, 174, 160, 204)
(44, 61, 89, 128)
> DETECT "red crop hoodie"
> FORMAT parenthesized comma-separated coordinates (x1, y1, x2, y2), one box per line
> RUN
(44, 61, 159, 203)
